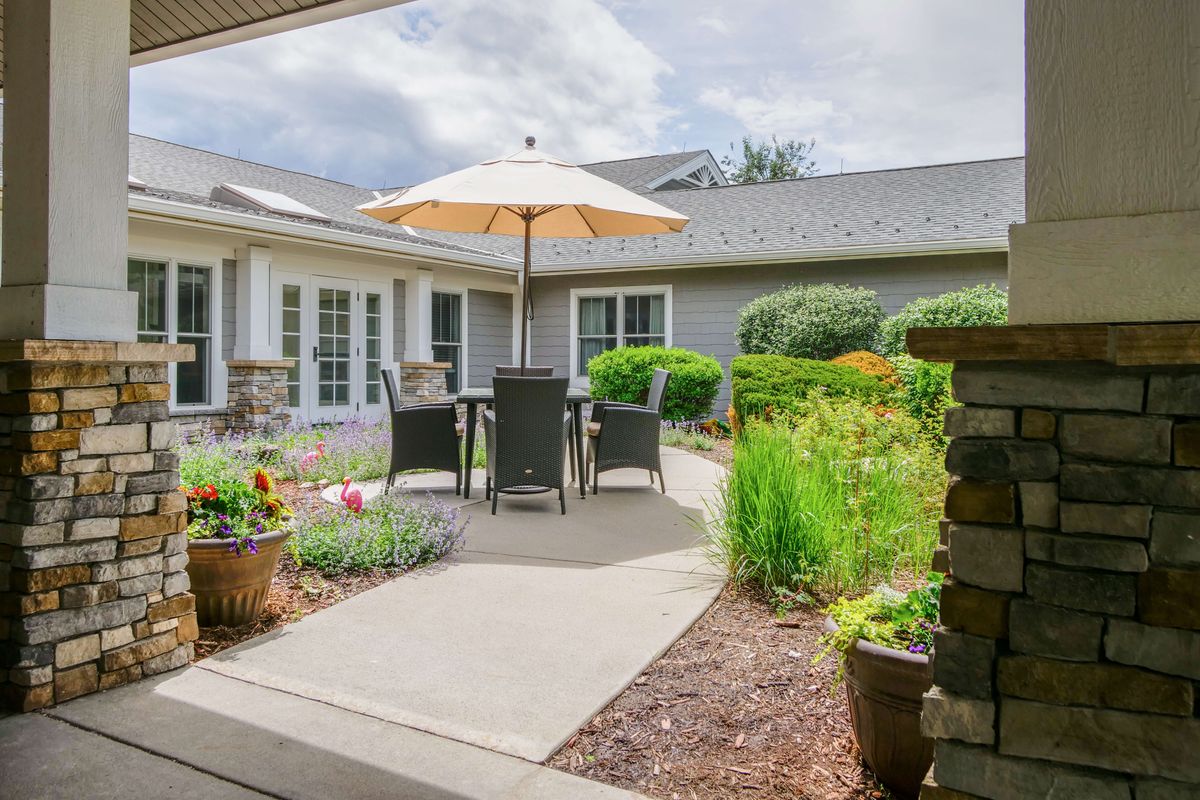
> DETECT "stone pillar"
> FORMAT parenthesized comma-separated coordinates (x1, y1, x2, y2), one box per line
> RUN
(0, 340, 199, 712)
(398, 362, 451, 405)
(913, 326, 1200, 798)
(225, 360, 293, 434)
(0, 0, 137, 341)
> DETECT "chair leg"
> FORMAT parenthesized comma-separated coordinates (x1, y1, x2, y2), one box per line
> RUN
(559, 486, 566, 515)
(648, 469, 654, 484)
(491, 488, 498, 515)
(485, 476, 491, 500)
(455, 466, 461, 496)
(592, 468, 599, 496)
(657, 468, 666, 494)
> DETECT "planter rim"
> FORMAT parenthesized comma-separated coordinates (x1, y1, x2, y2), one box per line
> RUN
(186, 525, 292, 551)
(823, 614, 930, 666)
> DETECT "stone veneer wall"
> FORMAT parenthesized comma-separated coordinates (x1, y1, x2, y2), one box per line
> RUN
(0, 348, 198, 712)
(225, 360, 292, 435)
(921, 360, 1200, 798)
(398, 362, 450, 405)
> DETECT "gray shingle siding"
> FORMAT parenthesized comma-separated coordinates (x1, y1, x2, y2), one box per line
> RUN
(530, 251, 1008, 414)
(393, 279, 406, 362)
(467, 289, 514, 387)
(222, 258, 236, 361)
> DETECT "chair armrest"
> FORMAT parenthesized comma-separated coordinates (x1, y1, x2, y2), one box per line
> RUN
(590, 400, 643, 424)
(596, 406, 662, 437)
(398, 401, 456, 412)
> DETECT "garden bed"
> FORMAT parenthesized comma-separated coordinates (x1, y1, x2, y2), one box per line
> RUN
(549, 586, 885, 799)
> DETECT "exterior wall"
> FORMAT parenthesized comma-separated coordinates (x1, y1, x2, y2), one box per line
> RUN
(466, 288, 516, 388)
(393, 278, 406, 368)
(530, 251, 1008, 413)
(925, 360, 1200, 797)
(1010, 0, 1200, 324)
(221, 258, 236, 362)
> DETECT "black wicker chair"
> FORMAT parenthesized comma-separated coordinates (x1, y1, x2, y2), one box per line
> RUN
(381, 368, 463, 494)
(484, 376, 572, 515)
(494, 365, 554, 376)
(586, 368, 671, 495)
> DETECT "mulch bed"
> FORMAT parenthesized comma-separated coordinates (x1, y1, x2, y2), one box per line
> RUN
(548, 586, 886, 800)
(193, 479, 401, 660)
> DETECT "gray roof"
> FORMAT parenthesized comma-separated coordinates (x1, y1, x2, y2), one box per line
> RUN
(576, 151, 710, 192)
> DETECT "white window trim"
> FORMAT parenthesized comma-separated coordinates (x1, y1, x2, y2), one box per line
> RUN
(128, 252, 224, 412)
(568, 285, 672, 387)
(430, 285, 468, 393)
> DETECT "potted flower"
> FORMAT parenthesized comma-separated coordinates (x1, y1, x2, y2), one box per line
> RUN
(814, 574, 942, 800)
(182, 468, 293, 627)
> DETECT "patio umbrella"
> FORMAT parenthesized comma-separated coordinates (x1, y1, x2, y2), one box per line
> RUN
(356, 137, 689, 372)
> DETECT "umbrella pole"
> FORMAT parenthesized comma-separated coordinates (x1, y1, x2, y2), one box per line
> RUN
(520, 214, 532, 374)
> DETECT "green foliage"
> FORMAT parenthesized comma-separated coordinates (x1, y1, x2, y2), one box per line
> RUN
(586, 345, 724, 422)
(730, 354, 893, 421)
(287, 492, 465, 575)
(889, 354, 957, 434)
(721, 135, 818, 183)
(879, 284, 1008, 357)
(736, 284, 885, 361)
(706, 394, 946, 597)
(814, 575, 943, 687)
(659, 422, 717, 451)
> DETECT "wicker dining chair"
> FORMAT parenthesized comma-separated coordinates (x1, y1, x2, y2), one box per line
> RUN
(484, 376, 572, 515)
(494, 365, 554, 376)
(381, 368, 464, 494)
(586, 368, 672, 494)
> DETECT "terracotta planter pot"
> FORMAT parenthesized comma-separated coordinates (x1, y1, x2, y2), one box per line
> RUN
(824, 616, 933, 800)
(186, 528, 292, 627)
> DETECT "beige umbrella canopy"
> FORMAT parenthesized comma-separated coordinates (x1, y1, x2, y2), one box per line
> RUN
(357, 137, 689, 370)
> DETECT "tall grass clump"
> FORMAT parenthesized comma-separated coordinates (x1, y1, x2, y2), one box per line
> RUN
(707, 393, 944, 596)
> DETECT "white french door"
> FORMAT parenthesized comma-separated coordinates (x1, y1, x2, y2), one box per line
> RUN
(272, 273, 390, 423)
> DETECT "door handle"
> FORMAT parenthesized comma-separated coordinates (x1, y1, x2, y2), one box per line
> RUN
(312, 346, 318, 363)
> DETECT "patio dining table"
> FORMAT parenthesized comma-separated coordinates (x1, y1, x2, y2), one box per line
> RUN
(455, 386, 591, 499)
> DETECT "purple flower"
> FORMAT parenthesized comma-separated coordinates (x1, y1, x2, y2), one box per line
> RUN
(909, 643, 927, 654)
(245, 537, 258, 555)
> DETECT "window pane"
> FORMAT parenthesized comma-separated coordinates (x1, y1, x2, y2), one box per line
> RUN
(431, 292, 461, 344)
(624, 294, 664, 337)
(177, 265, 211, 335)
(579, 296, 616, 336)
(433, 344, 460, 393)
(578, 337, 617, 376)
(176, 336, 209, 405)
(283, 284, 301, 309)
(283, 309, 300, 333)
(366, 383, 380, 405)
(127, 259, 167, 336)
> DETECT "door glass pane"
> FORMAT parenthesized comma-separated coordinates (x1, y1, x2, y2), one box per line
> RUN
(364, 292, 382, 405)
(316, 287, 351, 407)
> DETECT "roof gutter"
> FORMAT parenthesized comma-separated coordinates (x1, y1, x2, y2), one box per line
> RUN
(126, 194, 520, 274)
(530, 236, 1010, 275)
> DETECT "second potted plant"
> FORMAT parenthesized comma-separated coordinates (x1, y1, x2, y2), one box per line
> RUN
(814, 574, 942, 800)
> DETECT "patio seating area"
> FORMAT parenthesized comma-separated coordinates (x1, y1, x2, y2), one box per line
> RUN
(0, 446, 724, 799)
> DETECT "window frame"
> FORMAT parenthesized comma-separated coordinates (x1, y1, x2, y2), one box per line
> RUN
(568, 285, 672, 383)
(127, 253, 223, 411)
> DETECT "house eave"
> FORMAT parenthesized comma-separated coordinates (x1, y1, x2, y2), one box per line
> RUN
(529, 237, 1011, 276)
(126, 193, 521, 274)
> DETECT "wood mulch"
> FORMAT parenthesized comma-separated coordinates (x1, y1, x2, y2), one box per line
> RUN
(193, 479, 400, 660)
(548, 586, 886, 800)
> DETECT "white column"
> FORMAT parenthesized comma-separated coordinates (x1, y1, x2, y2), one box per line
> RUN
(405, 268, 435, 362)
(0, 0, 137, 341)
(233, 246, 274, 360)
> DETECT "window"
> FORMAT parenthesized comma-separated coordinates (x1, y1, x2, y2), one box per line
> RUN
(573, 288, 670, 377)
(127, 258, 217, 407)
(281, 284, 302, 407)
(431, 291, 462, 393)
(365, 293, 382, 405)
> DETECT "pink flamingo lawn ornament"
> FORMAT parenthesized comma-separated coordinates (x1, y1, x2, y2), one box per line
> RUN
(300, 441, 325, 473)
(340, 477, 364, 513)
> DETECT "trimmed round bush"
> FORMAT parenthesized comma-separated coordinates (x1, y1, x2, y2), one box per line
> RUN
(586, 346, 724, 422)
(879, 284, 1008, 357)
(730, 354, 893, 421)
(736, 283, 885, 360)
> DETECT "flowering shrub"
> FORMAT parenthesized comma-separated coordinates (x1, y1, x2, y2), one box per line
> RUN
(270, 417, 391, 482)
(180, 468, 291, 555)
(659, 420, 718, 451)
(814, 574, 943, 687)
(287, 492, 466, 574)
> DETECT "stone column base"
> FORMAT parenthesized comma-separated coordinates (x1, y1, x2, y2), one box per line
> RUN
(398, 361, 451, 405)
(225, 360, 293, 434)
(0, 339, 199, 711)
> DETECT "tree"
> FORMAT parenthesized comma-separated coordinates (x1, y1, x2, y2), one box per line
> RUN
(721, 135, 818, 183)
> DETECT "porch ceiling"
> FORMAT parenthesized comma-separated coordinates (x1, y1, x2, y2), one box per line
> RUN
(0, 0, 411, 87)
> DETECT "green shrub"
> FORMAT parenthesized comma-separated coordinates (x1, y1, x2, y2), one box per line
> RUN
(706, 395, 945, 597)
(879, 284, 1008, 357)
(890, 354, 956, 434)
(287, 492, 466, 574)
(736, 284, 885, 360)
(586, 346, 723, 422)
(730, 354, 893, 421)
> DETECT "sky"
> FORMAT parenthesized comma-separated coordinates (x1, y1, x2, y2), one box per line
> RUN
(129, 0, 1024, 189)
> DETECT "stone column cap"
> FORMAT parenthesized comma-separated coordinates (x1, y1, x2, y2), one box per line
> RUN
(225, 359, 295, 368)
(398, 361, 453, 369)
(0, 339, 194, 364)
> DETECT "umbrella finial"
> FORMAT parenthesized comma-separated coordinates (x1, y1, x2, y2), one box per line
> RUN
(525, 135, 536, 149)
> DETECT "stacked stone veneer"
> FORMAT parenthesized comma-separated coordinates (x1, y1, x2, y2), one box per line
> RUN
(921, 361, 1200, 799)
(398, 362, 451, 405)
(225, 360, 292, 435)
(0, 348, 197, 711)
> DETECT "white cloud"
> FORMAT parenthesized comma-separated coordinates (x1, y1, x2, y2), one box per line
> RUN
(698, 73, 849, 140)
(130, 0, 674, 187)
(697, 16, 730, 36)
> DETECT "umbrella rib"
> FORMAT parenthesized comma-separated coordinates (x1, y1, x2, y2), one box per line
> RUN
(575, 206, 599, 238)
(484, 205, 503, 234)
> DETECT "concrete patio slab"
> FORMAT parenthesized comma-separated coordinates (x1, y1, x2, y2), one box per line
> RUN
(48, 669, 643, 800)
(0, 712, 269, 799)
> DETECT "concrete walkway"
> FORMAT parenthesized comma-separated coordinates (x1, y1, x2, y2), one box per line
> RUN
(1, 447, 725, 799)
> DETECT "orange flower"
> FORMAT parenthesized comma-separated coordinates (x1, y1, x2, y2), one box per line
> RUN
(254, 469, 272, 493)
